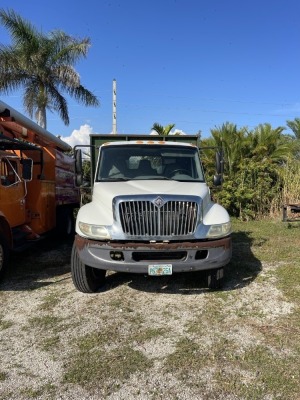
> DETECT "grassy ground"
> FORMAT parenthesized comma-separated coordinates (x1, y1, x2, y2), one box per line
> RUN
(0, 219, 299, 400)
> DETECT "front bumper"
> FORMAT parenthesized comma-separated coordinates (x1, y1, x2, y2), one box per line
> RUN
(75, 235, 232, 273)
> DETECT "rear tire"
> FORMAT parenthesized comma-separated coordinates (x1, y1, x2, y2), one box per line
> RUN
(71, 242, 106, 293)
(207, 267, 224, 290)
(56, 207, 75, 237)
(0, 233, 9, 281)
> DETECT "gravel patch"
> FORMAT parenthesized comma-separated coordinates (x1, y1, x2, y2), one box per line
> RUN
(0, 237, 297, 400)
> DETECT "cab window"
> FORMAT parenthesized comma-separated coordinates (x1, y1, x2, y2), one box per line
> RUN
(0, 159, 19, 186)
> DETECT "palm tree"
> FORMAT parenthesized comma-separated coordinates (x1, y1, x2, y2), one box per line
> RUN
(286, 118, 300, 140)
(151, 123, 175, 135)
(248, 123, 293, 164)
(0, 8, 99, 129)
(210, 122, 247, 175)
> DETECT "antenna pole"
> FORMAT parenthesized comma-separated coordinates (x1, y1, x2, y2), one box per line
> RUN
(112, 79, 117, 134)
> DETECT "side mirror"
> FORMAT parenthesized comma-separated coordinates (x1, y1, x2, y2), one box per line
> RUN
(213, 174, 223, 186)
(75, 149, 83, 186)
(215, 150, 224, 175)
(75, 149, 82, 173)
(21, 158, 33, 181)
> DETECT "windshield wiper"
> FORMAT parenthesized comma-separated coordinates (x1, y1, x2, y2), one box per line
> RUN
(148, 176, 175, 180)
(100, 177, 130, 182)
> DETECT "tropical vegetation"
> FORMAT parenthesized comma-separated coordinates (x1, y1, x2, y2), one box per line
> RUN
(200, 122, 300, 220)
(0, 8, 99, 129)
(150, 120, 299, 220)
(151, 123, 175, 135)
(286, 118, 300, 139)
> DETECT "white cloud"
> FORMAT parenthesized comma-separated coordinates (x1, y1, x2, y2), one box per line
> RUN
(149, 129, 187, 136)
(61, 124, 95, 148)
(173, 129, 187, 135)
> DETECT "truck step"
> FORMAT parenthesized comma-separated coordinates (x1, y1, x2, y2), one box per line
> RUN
(12, 227, 42, 252)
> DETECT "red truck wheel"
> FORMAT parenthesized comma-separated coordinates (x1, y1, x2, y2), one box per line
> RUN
(71, 242, 106, 293)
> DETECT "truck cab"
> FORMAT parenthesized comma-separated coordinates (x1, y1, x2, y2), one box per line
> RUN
(71, 135, 232, 293)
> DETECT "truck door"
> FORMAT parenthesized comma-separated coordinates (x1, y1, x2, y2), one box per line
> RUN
(0, 156, 26, 227)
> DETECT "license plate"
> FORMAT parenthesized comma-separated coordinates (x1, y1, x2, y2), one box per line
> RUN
(148, 264, 172, 276)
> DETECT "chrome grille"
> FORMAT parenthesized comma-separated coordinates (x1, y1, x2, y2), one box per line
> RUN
(119, 200, 198, 237)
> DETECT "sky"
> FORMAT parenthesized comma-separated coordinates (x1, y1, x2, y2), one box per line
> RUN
(1, 0, 300, 147)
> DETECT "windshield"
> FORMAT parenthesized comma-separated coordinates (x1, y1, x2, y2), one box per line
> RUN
(96, 144, 205, 182)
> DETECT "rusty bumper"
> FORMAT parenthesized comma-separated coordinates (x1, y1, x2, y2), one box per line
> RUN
(75, 235, 232, 273)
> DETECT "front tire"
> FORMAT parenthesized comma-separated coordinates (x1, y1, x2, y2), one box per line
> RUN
(207, 267, 224, 290)
(0, 233, 9, 281)
(71, 242, 106, 293)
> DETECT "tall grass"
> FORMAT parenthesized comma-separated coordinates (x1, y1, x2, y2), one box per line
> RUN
(280, 159, 300, 204)
(271, 159, 300, 217)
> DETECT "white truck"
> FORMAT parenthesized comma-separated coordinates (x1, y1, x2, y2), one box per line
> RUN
(71, 134, 232, 293)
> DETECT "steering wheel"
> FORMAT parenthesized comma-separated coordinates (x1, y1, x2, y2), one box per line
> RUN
(171, 169, 190, 176)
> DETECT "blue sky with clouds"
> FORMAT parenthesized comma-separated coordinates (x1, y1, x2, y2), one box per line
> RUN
(1, 0, 300, 146)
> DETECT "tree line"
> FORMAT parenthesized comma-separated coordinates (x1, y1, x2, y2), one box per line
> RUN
(200, 122, 300, 220)
(152, 122, 300, 219)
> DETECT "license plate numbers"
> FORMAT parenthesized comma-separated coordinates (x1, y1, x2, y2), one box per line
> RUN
(148, 264, 172, 276)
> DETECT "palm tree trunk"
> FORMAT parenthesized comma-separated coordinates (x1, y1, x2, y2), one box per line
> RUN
(36, 108, 47, 129)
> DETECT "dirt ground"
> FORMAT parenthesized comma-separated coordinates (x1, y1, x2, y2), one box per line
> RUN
(0, 231, 298, 400)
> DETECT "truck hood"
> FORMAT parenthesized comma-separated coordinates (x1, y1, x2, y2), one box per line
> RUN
(94, 180, 209, 199)
(78, 180, 211, 226)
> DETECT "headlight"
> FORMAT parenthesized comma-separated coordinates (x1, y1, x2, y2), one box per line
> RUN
(78, 222, 111, 239)
(206, 222, 231, 238)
